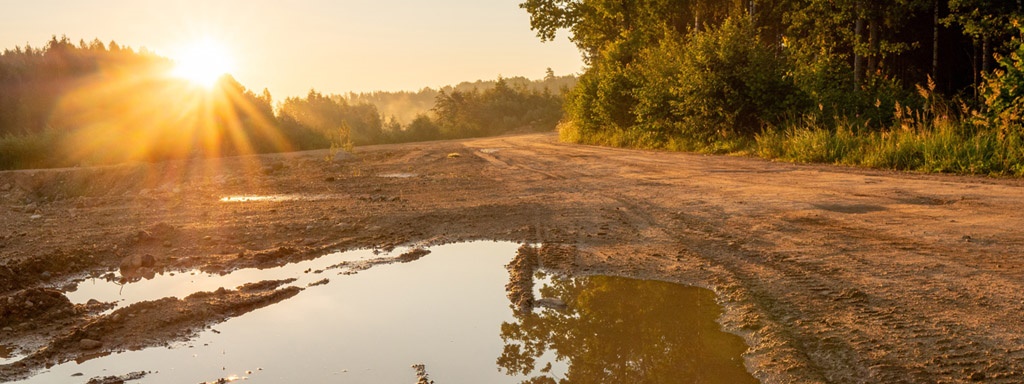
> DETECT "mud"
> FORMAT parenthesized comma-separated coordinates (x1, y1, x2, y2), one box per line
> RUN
(2, 133, 1024, 382)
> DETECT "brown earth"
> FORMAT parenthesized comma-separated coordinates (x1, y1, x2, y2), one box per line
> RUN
(1, 132, 1023, 383)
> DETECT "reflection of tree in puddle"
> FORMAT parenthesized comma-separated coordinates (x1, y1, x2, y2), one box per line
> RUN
(499, 272, 758, 384)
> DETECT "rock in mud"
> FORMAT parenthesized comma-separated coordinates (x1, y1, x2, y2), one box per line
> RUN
(79, 339, 102, 350)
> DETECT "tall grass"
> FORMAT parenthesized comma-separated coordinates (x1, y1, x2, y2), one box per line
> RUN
(562, 108, 1024, 177)
(752, 122, 1022, 176)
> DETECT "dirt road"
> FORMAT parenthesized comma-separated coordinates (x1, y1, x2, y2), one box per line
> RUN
(2, 133, 1023, 382)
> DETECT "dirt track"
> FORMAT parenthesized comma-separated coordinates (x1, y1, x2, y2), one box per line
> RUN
(1, 132, 1023, 383)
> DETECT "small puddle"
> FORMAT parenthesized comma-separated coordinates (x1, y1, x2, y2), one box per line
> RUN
(377, 173, 417, 178)
(219, 194, 345, 203)
(16, 243, 756, 383)
(479, 148, 507, 154)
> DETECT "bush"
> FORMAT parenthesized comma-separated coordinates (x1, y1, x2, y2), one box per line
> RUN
(672, 16, 807, 138)
(980, 26, 1024, 135)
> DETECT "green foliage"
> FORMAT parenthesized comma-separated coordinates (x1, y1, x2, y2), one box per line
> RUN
(522, 0, 1024, 177)
(431, 77, 565, 140)
(980, 25, 1024, 133)
(344, 75, 576, 125)
(672, 16, 806, 138)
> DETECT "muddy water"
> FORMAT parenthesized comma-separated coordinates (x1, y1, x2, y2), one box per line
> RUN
(17, 242, 756, 383)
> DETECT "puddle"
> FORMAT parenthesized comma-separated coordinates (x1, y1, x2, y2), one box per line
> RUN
(377, 173, 417, 178)
(219, 194, 345, 203)
(479, 148, 507, 154)
(14, 243, 756, 383)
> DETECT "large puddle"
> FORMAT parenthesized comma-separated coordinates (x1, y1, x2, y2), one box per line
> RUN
(13, 242, 756, 383)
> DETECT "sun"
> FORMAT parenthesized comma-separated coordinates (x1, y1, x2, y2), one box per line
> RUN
(170, 39, 234, 88)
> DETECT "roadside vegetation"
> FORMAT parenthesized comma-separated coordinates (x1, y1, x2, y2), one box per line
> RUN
(0, 36, 573, 170)
(524, 0, 1024, 176)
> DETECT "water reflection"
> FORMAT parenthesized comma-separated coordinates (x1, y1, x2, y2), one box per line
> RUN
(499, 272, 757, 384)
(218, 194, 344, 202)
(377, 173, 417, 178)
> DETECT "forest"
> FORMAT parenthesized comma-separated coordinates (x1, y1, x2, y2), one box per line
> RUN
(0, 36, 573, 170)
(522, 0, 1024, 175)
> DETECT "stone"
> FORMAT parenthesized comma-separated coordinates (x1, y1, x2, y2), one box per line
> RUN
(30, 214, 42, 220)
(140, 254, 156, 268)
(79, 338, 103, 350)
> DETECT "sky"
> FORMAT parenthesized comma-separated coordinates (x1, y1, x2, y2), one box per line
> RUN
(0, 0, 584, 98)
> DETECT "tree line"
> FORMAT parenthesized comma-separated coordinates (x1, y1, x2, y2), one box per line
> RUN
(344, 72, 576, 125)
(522, 0, 1024, 175)
(0, 36, 573, 170)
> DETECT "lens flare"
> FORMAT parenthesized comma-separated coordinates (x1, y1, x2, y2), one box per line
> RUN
(170, 39, 234, 88)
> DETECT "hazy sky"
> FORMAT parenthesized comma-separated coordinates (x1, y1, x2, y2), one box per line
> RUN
(0, 0, 584, 98)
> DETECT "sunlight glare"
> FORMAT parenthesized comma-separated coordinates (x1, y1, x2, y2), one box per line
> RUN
(170, 39, 234, 88)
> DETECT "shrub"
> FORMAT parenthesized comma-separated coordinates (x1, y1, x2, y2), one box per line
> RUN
(672, 16, 807, 138)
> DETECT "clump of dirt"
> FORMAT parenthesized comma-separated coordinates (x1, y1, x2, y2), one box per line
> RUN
(0, 288, 75, 328)
(505, 244, 539, 314)
(397, 248, 430, 263)
(0, 247, 103, 295)
(85, 370, 147, 384)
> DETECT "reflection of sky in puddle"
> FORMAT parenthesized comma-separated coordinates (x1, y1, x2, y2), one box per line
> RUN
(15, 243, 756, 383)
(66, 248, 380, 307)
(377, 173, 417, 178)
(218, 194, 345, 203)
